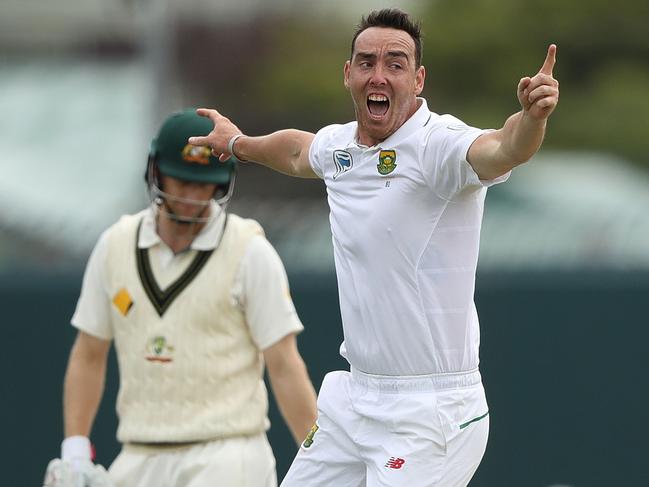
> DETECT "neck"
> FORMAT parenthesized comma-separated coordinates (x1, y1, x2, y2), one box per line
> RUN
(156, 213, 207, 254)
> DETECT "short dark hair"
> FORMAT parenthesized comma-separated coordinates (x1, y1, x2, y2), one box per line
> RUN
(350, 9, 423, 67)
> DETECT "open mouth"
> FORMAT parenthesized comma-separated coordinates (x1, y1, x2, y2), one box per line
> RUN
(367, 93, 390, 117)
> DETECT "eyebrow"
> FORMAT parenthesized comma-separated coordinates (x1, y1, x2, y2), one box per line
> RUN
(355, 52, 376, 61)
(354, 50, 410, 62)
(386, 50, 409, 60)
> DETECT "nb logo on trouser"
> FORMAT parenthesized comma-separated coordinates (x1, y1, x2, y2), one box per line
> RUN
(385, 457, 406, 469)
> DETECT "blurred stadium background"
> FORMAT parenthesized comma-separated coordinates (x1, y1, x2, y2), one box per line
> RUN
(1, 0, 648, 485)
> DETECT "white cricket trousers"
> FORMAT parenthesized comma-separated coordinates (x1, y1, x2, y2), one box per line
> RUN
(108, 432, 277, 487)
(281, 369, 489, 487)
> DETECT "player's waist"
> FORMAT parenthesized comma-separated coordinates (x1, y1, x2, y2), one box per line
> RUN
(350, 367, 481, 393)
(123, 431, 266, 454)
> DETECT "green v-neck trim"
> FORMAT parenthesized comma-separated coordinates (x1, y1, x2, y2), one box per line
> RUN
(135, 218, 222, 316)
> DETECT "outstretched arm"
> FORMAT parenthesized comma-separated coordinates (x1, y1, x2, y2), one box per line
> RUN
(468, 44, 560, 180)
(188, 109, 318, 179)
(264, 334, 318, 444)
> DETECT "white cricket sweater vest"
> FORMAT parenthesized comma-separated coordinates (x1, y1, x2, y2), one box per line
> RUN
(104, 213, 268, 443)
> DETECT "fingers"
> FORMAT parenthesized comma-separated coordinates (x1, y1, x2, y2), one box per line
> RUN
(526, 84, 558, 105)
(517, 77, 532, 109)
(517, 77, 531, 94)
(520, 73, 558, 108)
(217, 151, 233, 162)
(539, 44, 557, 76)
(188, 108, 243, 162)
(189, 108, 222, 146)
(534, 96, 557, 110)
(188, 135, 210, 146)
(517, 45, 559, 120)
(195, 107, 222, 121)
(523, 74, 558, 97)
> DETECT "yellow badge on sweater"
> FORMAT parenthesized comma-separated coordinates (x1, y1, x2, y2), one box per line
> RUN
(112, 288, 133, 316)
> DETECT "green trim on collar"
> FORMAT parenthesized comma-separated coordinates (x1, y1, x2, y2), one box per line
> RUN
(135, 218, 222, 316)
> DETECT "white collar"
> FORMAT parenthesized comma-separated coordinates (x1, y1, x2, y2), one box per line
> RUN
(138, 201, 226, 251)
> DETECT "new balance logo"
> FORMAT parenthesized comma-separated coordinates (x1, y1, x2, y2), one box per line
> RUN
(385, 457, 406, 469)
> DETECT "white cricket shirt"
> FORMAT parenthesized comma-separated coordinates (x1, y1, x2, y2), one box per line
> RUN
(72, 202, 303, 350)
(309, 98, 509, 375)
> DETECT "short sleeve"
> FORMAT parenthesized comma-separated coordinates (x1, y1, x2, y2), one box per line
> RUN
(70, 230, 114, 340)
(308, 126, 333, 179)
(235, 236, 304, 350)
(420, 115, 508, 200)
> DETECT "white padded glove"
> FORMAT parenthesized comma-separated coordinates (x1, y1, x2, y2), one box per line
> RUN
(43, 437, 114, 487)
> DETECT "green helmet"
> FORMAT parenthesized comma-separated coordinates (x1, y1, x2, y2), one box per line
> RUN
(149, 109, 236, 184)
(146, 110, 237, 219)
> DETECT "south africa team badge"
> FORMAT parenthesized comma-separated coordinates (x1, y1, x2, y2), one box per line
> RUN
(377, 150, 397, 175)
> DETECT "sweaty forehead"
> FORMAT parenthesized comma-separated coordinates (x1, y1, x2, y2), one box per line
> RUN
(353, 27, 416, 59)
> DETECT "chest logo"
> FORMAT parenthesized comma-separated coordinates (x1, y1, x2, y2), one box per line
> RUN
(145, 335, 175, 363)
(333, 150, 353, 179)
(377, 150, 397, 175)
(112, 288, 133, 316)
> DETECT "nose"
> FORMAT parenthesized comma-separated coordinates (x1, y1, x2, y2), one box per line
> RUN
(369, 64, 387, 86)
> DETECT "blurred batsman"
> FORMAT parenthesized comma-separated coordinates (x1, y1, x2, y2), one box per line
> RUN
(189, 8, 559, 487)
(44, 110, 317, 487)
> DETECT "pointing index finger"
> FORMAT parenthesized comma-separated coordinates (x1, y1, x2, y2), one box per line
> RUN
(188, 135, 209, 146)
(539, 44, 557, 76)
(195, 107, 221, 122)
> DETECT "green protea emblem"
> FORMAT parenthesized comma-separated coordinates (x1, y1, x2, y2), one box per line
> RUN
(377, 150, 397, 175)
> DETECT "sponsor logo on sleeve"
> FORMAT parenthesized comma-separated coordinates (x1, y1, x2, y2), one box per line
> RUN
(112, 288, 133, 316)
(302, 423, 319, 448)
(333, 150, 353, 179)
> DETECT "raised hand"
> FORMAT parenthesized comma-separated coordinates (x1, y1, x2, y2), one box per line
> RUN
(517, 44, 559, 120)
(188, 108, 243, 162)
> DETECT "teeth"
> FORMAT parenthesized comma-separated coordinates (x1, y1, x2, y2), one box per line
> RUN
(368, 94, 388, 102)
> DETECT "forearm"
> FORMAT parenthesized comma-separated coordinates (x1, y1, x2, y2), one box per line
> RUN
(234, 129, 317, 178)
(268, 356, 317, 444)
(63, 337, 108, 438)
(469, 110, 547, 180)
(498, 110, 547, 167)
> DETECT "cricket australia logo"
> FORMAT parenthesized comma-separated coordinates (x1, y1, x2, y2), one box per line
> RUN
(333, 150, 353, 179)
(181, 143, 211, 165)
(145, 335, 175, 363)
(377, 150, 397, 175)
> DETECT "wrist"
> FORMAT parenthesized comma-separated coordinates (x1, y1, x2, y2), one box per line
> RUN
(227, 134, 247, 162)
(61, 436, 92, 462)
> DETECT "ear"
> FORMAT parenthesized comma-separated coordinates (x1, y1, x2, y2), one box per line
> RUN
(343, 60, 351, 89)
(144, 152, 157, 184)
(414, 65, 425, 96)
